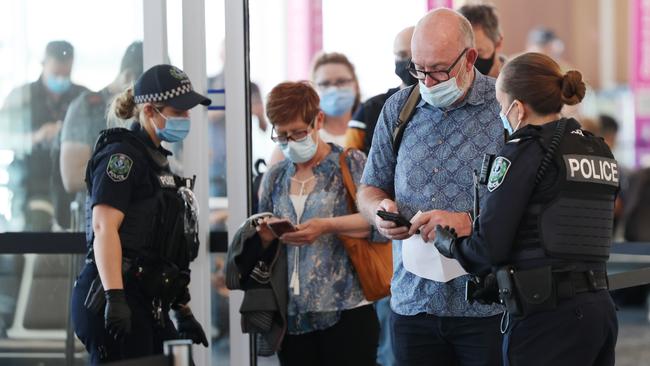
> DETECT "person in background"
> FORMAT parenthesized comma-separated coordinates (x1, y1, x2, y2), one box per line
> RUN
(1, 40, 88, 230)
(345, 26, 416, 155)
(70, 64, 210, 364)
(458, 4, 505, 78)
(59, 41, 143, 231)
(358, 8, 504, 366)
(269, 52, 361, 165)
(526, 27, 571, 69)
(599, 114, 619, 151)
(253, 81, 379, 365)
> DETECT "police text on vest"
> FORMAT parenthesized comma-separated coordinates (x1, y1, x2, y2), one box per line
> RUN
(563, 154, 619, 187)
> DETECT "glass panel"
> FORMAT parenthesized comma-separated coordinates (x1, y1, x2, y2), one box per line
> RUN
(0, 0, 144, 233)
(0, 253, 86, 365)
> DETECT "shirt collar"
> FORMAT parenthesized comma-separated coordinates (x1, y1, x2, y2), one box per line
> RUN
(416, 68, 490, 110)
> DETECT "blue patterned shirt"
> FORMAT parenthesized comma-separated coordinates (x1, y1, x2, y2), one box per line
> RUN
(259, 144, 370, 334)
(361, 71, 505, 317)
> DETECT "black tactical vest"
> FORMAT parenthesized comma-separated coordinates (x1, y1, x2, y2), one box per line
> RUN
(85, 128, 199, 270)
(513, 119, 619, 264)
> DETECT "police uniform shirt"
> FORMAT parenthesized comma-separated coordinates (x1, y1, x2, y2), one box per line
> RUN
(88, 123, 171, 214)
(455, 118, 619, 274)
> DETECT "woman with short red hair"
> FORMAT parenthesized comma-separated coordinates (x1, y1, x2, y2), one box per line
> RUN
(254, 81, 380, 365)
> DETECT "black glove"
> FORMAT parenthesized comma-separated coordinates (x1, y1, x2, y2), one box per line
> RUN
(433, 225, 457, 258)
(175, 306, 208, 347)
(104, 289, 131, 340)
(469, 273, 500, 305)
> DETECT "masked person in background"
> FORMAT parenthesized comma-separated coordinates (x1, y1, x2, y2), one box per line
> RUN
(70, 65, 210, 364)
(433, 53, 618, 366)
(60, 41, 144, 231)
(458, 4, 506, 78)
(345, 26, 416, 156)
(1, 40, 88, 230)
(269, 52, 361, 165)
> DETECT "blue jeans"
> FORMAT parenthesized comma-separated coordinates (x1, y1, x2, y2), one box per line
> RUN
(376, 297, 396, 366)
(391, 311, 502, 366)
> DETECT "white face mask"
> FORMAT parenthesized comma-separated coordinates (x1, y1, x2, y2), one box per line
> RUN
(280, 133, 318, 163)
(419, 77, 464, 108)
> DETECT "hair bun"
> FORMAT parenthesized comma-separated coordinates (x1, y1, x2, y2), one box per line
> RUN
(560, 70, 586, 106)
(111, 87, 137, 120)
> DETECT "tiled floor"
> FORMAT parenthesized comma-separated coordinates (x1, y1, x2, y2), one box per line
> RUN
(214, 306, 650, 366)
(616, 306, 650, 366)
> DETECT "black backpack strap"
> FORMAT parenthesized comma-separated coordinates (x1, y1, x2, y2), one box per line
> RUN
(534, 119, 567, 185)
(391, 85, 421, 155)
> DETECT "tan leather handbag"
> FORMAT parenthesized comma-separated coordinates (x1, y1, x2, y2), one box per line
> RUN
(338, 149, 392, 301)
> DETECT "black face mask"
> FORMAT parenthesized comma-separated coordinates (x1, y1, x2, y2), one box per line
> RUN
(475, 51, 496, 75)
(395, 60, 418, 86)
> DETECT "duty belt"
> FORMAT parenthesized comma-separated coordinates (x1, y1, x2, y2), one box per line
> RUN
(555, 270, 608, 299)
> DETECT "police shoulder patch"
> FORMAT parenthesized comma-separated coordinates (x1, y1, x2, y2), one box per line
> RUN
(487, 156, 511, 192)
(106, 153, 133, 182)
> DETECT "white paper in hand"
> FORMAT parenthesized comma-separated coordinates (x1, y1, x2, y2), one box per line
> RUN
(402, 234, 468, 282)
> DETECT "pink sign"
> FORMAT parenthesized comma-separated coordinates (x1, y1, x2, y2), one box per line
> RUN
(287, 0, 323, 80)
(632, 0, 650, 87)
(632, 0, 650, 165)
(427, 0, 453, 10)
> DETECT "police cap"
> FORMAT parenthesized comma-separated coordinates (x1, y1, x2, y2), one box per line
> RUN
(134, 64, 211, 110)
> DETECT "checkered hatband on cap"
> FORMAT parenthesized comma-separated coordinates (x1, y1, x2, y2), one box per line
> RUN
(133, 84, 193, 104)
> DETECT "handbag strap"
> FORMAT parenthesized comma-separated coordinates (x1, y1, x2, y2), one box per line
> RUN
(338, 148, 358, 214)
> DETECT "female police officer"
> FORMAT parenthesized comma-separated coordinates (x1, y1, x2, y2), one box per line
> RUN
(431, 53, 618, 366)
(71, 64, 211, 364)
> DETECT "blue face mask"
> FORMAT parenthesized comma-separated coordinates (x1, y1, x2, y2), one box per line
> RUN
(154, 109, 191, 142)
(319, 88, 356, 117)
(280, 133, 318, 164)
(500, 101, 520, 135)
(418, 77, 464, 108)
(45, 75, 72, 94)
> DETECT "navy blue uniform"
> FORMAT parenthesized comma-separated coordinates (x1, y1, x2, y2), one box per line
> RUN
(452, 118, 618, 366)
(71, 123, 183, 364)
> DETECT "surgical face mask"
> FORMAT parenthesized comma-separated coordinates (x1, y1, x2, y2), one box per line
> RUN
(419, 77, 464, 108)
(154, 108, 191, 142)
(475, 51, 496, 75)
(500, 100, 522, 135)
(45, 75, 71, 94)
(395, 60, 418, 86)
(280, 133, 318, 164)
(319, 87, 356, 117)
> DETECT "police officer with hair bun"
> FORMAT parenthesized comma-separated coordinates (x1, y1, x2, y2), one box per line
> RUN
(434, 52, 618, 366)
(70, 64, 211, 364)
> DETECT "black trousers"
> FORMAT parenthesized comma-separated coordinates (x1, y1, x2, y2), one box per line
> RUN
(278, 304, 379, 366)
(504, 290, 617, 366)
(391, 311, 502, 366)
(71, 263, 180, 365)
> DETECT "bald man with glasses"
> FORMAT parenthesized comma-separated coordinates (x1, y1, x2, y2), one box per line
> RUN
(358, 9, 505, 366)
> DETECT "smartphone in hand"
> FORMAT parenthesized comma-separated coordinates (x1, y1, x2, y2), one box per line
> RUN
(376, 210, 411, 228)
(376, 210, 420, 234)
(267, 218, 297, 237)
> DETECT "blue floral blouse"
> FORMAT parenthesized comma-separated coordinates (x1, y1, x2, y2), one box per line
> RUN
(259, 144, 371, 334)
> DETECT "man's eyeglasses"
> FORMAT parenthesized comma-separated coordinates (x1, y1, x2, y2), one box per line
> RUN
(316, 78, 354, 89)
(408, 48, 469, 83)
(271, 120, 315, 144)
